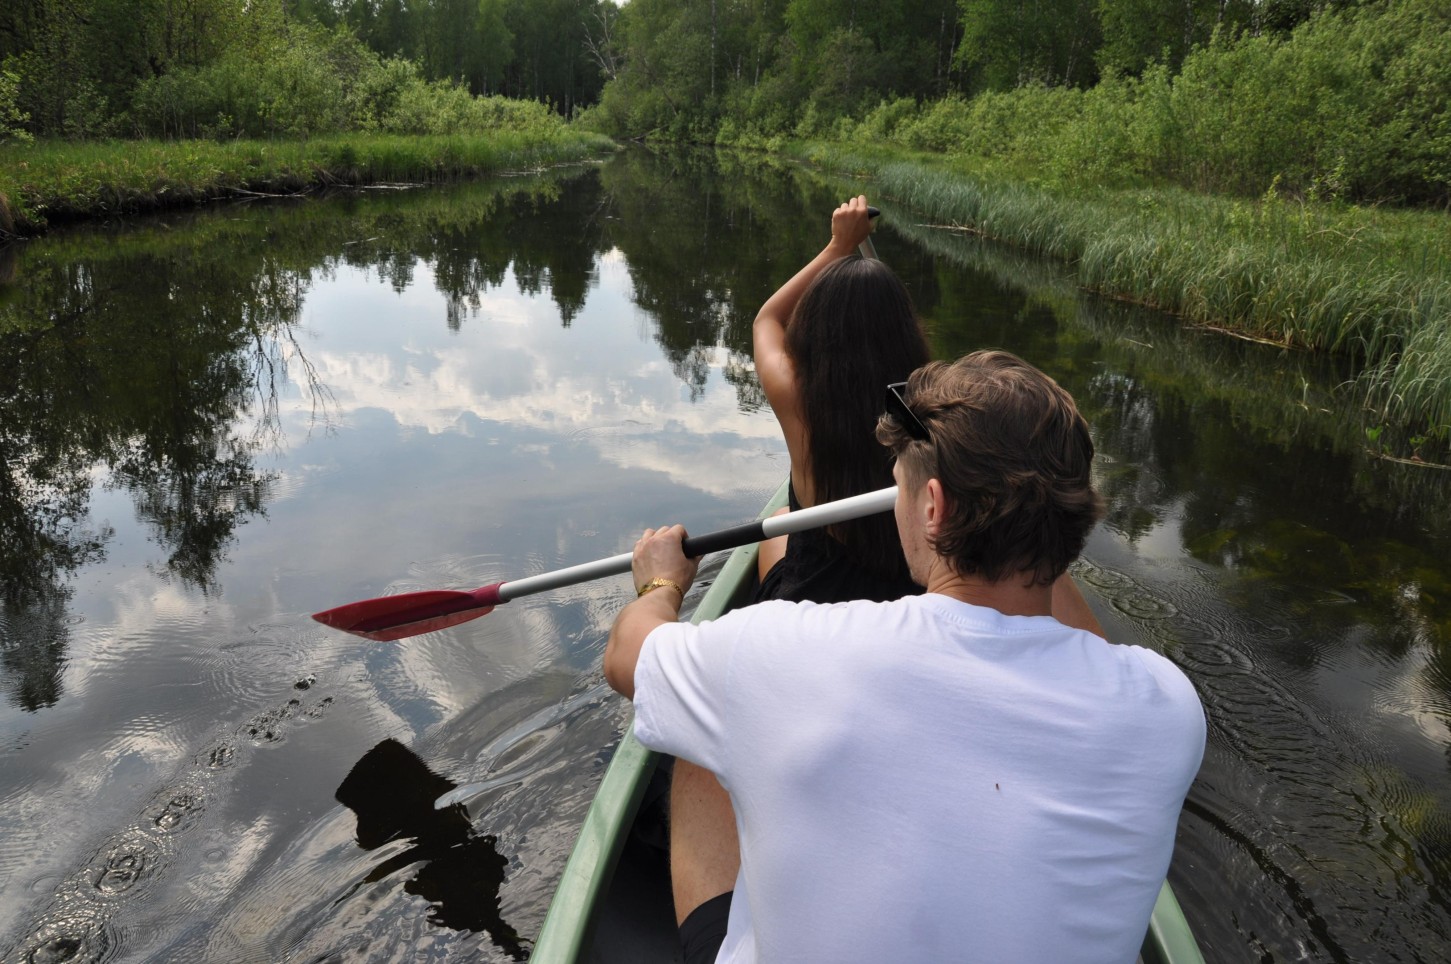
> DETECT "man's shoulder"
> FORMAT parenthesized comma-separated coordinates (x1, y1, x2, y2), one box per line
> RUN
(1108, 642, 1206, 742)
(1118, 641, 1198, 692)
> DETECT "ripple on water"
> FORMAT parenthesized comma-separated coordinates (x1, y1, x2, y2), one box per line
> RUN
(88, 830, 162, 899)
(1073, 559, 1136, 593)
(14, 903, 118, 964)
(195, 739, 236, 770)
(151, 789, 206, 835)
(198, 651, 288, 710)
(1110, 589, 1179, 621)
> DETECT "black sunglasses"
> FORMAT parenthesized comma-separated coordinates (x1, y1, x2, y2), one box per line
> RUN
(884, 382, 931, 442)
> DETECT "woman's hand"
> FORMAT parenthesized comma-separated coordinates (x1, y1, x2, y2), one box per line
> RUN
(830, 195, 873, 255)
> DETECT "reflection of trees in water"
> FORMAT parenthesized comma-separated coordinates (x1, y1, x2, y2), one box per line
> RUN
(1086, 353, 1451, 693)
(337, 176, 602, 332)
(0, 168, 613, 713)
(0, 239, 291, 602)
(599, 148, 838, 404)
(0, 583, 74, 711)
(0, 231, 309, 701)
(0, 436, 112, 604)
(891, 209, 1451, 510)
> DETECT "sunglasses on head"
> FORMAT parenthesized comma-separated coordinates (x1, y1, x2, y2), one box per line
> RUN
(884, 382, 931, 442)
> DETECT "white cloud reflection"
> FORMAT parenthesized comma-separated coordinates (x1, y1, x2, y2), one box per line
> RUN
(283, 257, 784, 498)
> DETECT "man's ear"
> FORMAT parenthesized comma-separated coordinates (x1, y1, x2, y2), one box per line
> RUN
(924, 478, 950, 537)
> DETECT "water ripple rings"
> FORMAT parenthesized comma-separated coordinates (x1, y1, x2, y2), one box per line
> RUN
(236, 694, 335, 745)
(10, 902, 118, 964)
(88, 831, 162, 899)
(1111, 590, 1179, 620)
(7, 688, 336, 964)
(151, 788, 206, 835)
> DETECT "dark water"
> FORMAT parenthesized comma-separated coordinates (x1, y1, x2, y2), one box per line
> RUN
(1, 149, 1448, 963)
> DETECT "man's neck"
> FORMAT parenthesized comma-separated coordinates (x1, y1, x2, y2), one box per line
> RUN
(921, 559, 1054, 618)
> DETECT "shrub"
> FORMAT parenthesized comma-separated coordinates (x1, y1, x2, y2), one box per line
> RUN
(856, 97, 918, 142)
(895, 95, 974, 153)
(348, 57, 420, 133)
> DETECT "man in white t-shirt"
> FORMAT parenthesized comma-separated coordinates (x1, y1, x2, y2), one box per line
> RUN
(604, 350, 1206, 963)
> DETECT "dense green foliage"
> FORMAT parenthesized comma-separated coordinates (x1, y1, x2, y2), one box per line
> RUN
(585, 0, 1447, 206)
(876, 0, 1451, 204)
(575, 0, 1451, 437)
(0, 0, 615, 139)
(5, 0, 1444, 207)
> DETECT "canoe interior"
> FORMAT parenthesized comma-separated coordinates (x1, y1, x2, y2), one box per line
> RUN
(582, 757, 681, 963)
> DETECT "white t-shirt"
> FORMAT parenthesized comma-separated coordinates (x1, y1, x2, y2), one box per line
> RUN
(633, 593, 1205, 964)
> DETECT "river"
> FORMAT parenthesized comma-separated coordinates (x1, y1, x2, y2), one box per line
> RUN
(1, 147, 1448, 963)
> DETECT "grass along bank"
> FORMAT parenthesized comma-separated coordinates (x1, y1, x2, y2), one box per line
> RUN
(797, 143, 1451, 452)
(0, 129, 617, 236)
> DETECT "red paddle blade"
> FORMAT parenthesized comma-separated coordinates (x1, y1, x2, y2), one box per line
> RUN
(312, 585, 502, 641)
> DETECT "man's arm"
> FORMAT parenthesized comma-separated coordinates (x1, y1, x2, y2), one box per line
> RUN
(604, 524, 700, 700)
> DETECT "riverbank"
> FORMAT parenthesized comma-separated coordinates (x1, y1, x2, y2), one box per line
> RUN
(790, 142, 1451, 448)
(0, 130, 617, 236)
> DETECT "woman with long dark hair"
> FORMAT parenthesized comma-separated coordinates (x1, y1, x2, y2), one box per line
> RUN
(751, 195, 929, 601)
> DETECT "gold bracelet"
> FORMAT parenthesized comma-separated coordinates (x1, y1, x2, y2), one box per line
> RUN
(636, 577, 685, 599)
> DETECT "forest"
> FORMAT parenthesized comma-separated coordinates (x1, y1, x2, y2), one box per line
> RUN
(3, 1, 1447, 207)
(582, 0, 1448, 206)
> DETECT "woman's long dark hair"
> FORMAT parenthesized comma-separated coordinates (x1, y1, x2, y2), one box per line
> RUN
(785, 256, 931, 577)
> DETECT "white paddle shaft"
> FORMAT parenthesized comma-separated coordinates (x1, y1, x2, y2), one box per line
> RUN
(497, 486, 898, 602)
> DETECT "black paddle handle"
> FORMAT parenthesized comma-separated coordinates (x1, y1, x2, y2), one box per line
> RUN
(682, 520, 767, 558)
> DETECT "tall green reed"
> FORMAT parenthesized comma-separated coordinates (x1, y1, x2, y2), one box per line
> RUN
(802, 144, 1451, 445)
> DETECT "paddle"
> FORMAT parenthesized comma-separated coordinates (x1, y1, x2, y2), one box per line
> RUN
(312, 486, 898, 641)
(859, 205, 881, 260)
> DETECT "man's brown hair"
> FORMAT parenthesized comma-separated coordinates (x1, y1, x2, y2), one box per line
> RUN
(875, 350, 1103, 586)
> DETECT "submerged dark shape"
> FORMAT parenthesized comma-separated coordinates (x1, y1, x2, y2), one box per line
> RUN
(334, 738, 528, 960)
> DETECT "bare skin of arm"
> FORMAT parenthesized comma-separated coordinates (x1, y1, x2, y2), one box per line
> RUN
(753, 195, 875, 577)
(602, 526, 734, 924)
(603, 524, 699, 701)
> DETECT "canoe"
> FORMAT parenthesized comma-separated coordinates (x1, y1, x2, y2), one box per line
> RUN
(533, 480, 1206, 964)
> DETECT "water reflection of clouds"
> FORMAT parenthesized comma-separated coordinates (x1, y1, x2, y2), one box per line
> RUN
(285, 259, 782, 499)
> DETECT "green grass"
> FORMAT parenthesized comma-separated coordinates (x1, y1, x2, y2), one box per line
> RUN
(793, 142, 1451, 441)
(0, 130, 618, 234)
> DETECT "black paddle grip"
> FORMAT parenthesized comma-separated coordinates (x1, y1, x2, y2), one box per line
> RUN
(682, 520, 767, 558)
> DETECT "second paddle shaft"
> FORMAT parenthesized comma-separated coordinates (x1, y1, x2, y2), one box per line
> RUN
(496, 486, 898, 603)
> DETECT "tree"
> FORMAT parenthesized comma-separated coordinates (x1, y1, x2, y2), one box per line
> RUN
(955, 0, 1101, 91)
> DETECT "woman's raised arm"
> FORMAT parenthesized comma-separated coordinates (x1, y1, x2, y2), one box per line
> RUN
(754, 196, 875, 423)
